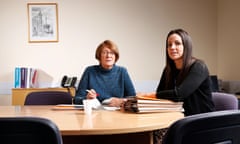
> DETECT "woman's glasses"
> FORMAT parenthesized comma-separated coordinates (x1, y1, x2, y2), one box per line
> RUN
(101, 51, 115, 56)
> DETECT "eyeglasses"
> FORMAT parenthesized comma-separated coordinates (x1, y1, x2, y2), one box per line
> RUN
(101, 51, 115, 56)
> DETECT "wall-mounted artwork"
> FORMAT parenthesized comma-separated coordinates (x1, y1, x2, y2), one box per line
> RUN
(28, 3, 58, 43)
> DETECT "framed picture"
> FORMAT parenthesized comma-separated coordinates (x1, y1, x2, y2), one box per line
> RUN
(27, 3, 58, 43)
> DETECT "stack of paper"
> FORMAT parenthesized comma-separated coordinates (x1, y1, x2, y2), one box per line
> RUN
(121, 96, 183, 113)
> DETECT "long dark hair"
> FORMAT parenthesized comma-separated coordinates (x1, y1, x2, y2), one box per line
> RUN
(165, 29, 195, 89)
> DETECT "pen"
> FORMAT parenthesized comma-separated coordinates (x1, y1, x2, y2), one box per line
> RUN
(86, 89, 100, 96)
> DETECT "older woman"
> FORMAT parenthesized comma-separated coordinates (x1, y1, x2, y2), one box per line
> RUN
(73, 40, 136, 107)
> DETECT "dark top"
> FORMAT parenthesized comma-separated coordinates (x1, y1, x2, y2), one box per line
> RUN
(156, 60, 215, 116)
(73, 64, 136, 104)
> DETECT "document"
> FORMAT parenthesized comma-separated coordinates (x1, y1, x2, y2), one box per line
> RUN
(52, 99, 119, 111)
(52, 104, 84, 110)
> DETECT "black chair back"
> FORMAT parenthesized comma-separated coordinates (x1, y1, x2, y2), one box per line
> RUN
(24, 91, 72, 105)
(163, 110, 240, 144)
(0, 117, 63, 144)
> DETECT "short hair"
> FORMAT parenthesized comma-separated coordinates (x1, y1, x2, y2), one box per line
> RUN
(95, 40, 119, 62)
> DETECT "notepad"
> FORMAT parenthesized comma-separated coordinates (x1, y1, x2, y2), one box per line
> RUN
(52, 104, 84, 110)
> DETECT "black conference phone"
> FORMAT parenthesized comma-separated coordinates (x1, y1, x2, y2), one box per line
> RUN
(61, 75, 77, 88)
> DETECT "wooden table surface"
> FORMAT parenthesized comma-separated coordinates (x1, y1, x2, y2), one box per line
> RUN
(0, 105, 184, 144)
(0, 105, 183, 135)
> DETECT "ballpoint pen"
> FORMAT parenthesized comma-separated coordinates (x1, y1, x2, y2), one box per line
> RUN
(86, 89, 100, 96)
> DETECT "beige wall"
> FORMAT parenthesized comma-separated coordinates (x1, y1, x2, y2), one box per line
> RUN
(218, 0, 240, 81)
(0, 0, 217, 81)
(2, 0, 236, 105)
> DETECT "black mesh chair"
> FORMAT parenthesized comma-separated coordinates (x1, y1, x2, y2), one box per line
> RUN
(162, 110, 240, 144)
(24, 91, 72, 105)
(0, 117, 63, 144)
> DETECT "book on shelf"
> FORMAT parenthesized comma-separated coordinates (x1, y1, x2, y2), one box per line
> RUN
(121, 96, 183, 113)
(14, 67, 38, 88)
(29, 68, 38, 88)
(20, 67, 27, 88)
(14, 67, 21, 88)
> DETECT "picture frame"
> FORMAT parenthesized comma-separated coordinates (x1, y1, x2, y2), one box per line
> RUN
(27, 3, 59, 43)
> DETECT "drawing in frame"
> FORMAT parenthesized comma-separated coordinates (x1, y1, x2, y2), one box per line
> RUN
(28, 3, 58, 43)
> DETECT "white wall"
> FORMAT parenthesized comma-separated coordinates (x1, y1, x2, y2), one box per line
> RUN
(0, 0, 218, 105)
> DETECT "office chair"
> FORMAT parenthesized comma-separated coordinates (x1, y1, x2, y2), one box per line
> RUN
(210, 75, 220, 92)
(212, 92, 238, 110)
(24, 91, 73, 105)
(162, 110, 240, 144)
(0, 117, 63, 144)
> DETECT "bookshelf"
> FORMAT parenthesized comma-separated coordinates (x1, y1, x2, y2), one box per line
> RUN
(12, 88, 75, 105)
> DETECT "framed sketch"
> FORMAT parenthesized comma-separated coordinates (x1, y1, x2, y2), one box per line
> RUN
(27, 3, 58, 43)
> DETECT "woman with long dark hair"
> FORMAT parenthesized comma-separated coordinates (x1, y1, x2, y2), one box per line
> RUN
(156, 29, 215, 116)
(138, 29, 215, 144)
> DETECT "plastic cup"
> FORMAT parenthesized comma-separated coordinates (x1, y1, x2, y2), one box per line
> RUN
(83, 99, 92, 115)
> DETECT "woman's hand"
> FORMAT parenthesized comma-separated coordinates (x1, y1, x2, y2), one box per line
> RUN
(108, 97, 126, 107)
(86, 89, 98, 99)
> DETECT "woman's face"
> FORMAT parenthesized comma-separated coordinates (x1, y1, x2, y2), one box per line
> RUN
(167, 33, 184, 62)
(100, 47, 116, 69)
